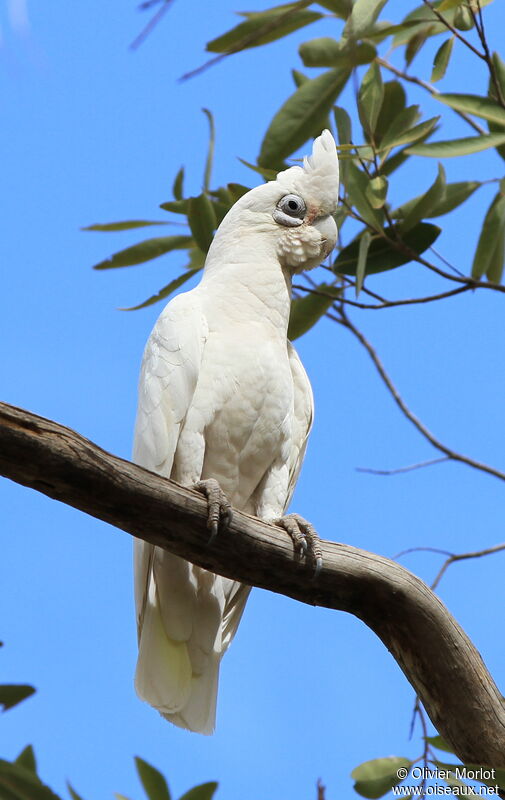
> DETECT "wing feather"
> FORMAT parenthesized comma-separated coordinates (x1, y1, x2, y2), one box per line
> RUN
(284, 341, 314, 511)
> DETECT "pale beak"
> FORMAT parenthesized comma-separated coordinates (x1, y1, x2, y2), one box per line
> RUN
(313, 214, 338, 259)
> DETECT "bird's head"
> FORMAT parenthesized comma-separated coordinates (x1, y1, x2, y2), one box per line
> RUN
(208, 130, 340, 274)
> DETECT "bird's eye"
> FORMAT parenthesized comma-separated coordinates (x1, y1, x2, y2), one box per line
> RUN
(273, 194, 306, 227)
(278, 194, 306, 218)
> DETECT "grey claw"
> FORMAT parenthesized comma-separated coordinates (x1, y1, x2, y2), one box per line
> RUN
(193, 479, 232, 543)
(273, 513, 322, 576)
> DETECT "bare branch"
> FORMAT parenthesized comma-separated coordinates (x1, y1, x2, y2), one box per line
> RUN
(431, 543, 505, 591)
(0, 400, 505, 766)
(330, 307, 505, 484)
(356, 457, 449, 475)
(293, 283, 472, 310)
(396, 542, 505, 592)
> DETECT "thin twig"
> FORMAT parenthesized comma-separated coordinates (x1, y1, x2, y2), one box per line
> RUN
(329, 306, 505, 484)
(130, 0, 176, 50)
(470, 1, 505, 108)
(421, 0, 485, 59)
(377, 58, 486, 135)
(408, 699, 431, 799)
(292, 283, 472, 310)
(431, 543, 505, 591)
(395, 546, 454, 560)
(179, 0, 313, 81)
(356, 457, 449, 475)
(428, 246, 465, 277)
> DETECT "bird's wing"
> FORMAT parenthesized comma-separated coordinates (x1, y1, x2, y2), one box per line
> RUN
(284, 340, 314, 512)
(133, 288, 207, 630)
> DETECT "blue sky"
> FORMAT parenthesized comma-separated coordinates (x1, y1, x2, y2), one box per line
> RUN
(1, 1, 505, 799)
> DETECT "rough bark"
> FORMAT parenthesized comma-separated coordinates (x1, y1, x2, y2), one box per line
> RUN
(1, 400, 504, 767)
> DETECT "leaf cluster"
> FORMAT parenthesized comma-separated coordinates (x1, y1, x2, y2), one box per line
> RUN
(87, 0, 505, 337)
(0, 642, 218, 800)
(351, 736, 505, 798)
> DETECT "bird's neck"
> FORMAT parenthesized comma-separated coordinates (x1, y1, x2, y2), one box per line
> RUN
(200, 231, 292, 333)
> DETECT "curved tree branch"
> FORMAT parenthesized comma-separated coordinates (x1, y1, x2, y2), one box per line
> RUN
(0, 400, 504, 768)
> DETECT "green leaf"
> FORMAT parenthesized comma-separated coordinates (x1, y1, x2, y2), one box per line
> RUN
(202, 108, 215, 192)
(438, 0, 467, 8)
(380, 114, 439, 151)
(442, 774, 478, 794)
(0, 759, 63, 800)
(122, 269, 201, 311)
(436, 93, 505, 127)
(351, 757, 412, 799)
(334, 106, 352, 185)
(378, 105, 420, 149)
(355, 230, 372, 296)
(258, 68, 350, 168)
(160, 199, 189, 214)
(394, 180, 480, 220)
(186, 247, 207, 270)
(207, 4, 321, 53)
(431, 36, 454, 82)
(400, 162, 446, 232)
(472, 193, 505, 280)
(453, 4, 473, 30)
(288, 285, 338, 339)
(487, 53, 505, 161)
(342, 0, 388, 40)
(392, 2, 458, 47)
(365, 20, 424, 41)
(135, 757, 171, 800)
(358, 62, 384, 139)
(67, 783, 86, 800)
(392, 0, 494, 46)
(404, 25, 433, 67)
(334, 222, 441, 275)
(82, 220, 170, 232)
(14, 747, 37, 775)
(0, 684, 36, 711)
(299, 37, 375, 67)
(425, 735, 455, 753)
(227, 183, 250, 201)
(238, 159, 278, 180)
(366, 175, 388, 208)
(316, 0, 352, 16)
(92, 236, 192, 270)
(486, 223, 505, 283)
(334, 106, 352, 145)
(178, 782, 219, 800)
(187, 194, 217, 253)
(374, 81, 406, 146)
(172, 167, 184, 200)
(406, 132, 505, 157)
(344, 160, 384, 231)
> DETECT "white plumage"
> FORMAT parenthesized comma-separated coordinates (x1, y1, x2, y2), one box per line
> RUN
(133, 130, 340, 733)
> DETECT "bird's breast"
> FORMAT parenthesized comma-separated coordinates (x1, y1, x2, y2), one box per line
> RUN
(190, 329, 294, 509)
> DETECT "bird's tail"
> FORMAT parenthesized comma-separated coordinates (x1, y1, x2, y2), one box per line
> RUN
(134, 544, 250, 734)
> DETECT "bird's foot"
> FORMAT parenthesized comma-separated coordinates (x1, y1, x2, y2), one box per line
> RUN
(193, 479, 233, 543)
(273, 513, 322, 577)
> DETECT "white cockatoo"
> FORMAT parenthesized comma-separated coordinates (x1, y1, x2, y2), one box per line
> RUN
(133, 129, 339, 734)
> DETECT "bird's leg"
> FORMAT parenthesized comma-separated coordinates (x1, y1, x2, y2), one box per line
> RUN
(273, 513, 322, 576)
(193, 478, 233, 543)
